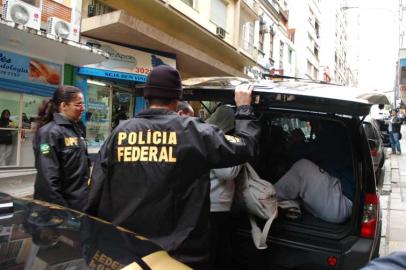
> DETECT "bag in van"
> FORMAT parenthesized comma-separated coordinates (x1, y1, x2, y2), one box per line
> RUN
(236, 163, 278, 249)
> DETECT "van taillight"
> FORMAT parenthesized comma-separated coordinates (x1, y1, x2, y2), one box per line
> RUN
(361, 193, 379, 238)
(370, 148, 378, 157)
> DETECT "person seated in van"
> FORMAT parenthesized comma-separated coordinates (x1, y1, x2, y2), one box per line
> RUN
(274, 119, 354, 223)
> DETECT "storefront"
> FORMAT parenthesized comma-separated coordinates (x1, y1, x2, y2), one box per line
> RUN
(0, 49, 63, 167)
(0, 19, 107, 168)
(74, 39, 176, 154)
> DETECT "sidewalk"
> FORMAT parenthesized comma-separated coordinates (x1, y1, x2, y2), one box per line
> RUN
(379, 125, 406, 256)
(0, 169, 36, 198)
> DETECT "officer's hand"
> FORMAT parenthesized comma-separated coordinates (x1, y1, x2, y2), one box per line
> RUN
(235, 84, 253, 107)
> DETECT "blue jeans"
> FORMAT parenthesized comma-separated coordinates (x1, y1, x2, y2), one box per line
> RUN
(389, 132, 401, 153)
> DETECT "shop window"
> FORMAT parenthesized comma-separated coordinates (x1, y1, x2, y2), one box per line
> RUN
(0, 91, 20, 166)
(20, 94, 46, 166)
(86, 82, 111, 153)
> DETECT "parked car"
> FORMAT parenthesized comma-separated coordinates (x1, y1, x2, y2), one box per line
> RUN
(374, 118, 391, 147)
(0, 193, 190, 270)
(363, 116, 386, 178)
(178, 77, 388, 270)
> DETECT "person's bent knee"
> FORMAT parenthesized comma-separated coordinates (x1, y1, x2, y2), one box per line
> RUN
(292, 159, 316, 170)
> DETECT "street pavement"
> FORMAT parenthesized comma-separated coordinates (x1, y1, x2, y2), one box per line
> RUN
(379, 125, 406, 256)
(2, 127, 406, 257)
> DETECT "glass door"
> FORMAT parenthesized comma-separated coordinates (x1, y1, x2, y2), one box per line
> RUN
(85, 82, 112, 154)
(112, 86, 134, 130)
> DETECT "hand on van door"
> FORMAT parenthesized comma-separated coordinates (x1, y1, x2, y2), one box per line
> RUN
(235, 84, 253, 107)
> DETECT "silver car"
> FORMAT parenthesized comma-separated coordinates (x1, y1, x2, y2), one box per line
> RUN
(363, 116, 386, 179)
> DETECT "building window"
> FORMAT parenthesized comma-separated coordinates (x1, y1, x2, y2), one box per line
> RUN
(211, 0, 227, 29)
(279, 41, 284, 68)
(288, 49, 293, 64)
(259, 26, 265, 53)
(315, 21, 320, 38)
(307, 61, 312, 76)
(181, 0, 195, 8)
(269, 32, 274, 59)
(313, 67, 318, 79)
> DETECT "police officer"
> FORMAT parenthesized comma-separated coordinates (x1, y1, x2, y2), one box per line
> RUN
(85, 65, 260, 269)
(33, 86, 90, 211)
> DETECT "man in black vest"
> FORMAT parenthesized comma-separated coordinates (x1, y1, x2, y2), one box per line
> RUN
(85, 65, 260, 269)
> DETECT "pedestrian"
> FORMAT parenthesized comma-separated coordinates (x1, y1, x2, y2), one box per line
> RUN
(85, 65, 260, 269)
(176, 101, 194, 116)
(386, 109, 402, 155)
(206, 105, 243, 269)
(0, 109, 15, 166)
(33, 86, 90, 211)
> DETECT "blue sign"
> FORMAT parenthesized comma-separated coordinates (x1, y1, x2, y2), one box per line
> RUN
(400, 59, 406, 67)
(77, 67, 147, 82)
(0, 49, 61, 86)
(0, 50, 29, 80)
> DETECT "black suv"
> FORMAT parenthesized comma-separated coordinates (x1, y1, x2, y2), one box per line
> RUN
(182, 77, 387, 270)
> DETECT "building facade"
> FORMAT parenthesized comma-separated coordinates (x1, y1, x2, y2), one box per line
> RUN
(319, 0, 354, 86)
(0, 0, 106, 168)
(80, 0, 294, 79)
(288, 0, 321, 80)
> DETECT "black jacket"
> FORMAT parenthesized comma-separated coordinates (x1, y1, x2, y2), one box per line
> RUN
(33, 113, 90, 211)
(391, 116, 402, 133)
(85, 106, 260, 268)
(0, 118, 12, 145)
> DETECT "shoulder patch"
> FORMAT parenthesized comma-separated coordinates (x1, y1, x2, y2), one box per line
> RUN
(40, 143, 50, 155)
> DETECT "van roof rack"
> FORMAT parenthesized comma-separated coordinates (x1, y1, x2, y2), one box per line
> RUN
(263, 74, 340, 86)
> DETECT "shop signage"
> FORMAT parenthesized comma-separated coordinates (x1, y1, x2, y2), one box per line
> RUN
(399, 58, 406, 103)
(78, 39, 176, 82)
(0, 49, 62, 86)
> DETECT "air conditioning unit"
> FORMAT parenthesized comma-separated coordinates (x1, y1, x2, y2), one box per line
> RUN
(2, 0, 41, 30)
(47, 16, 80, 42)
(216, 26, 226, 39)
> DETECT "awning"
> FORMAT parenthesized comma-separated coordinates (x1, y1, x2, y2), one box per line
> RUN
(0, 20, 108, 66)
